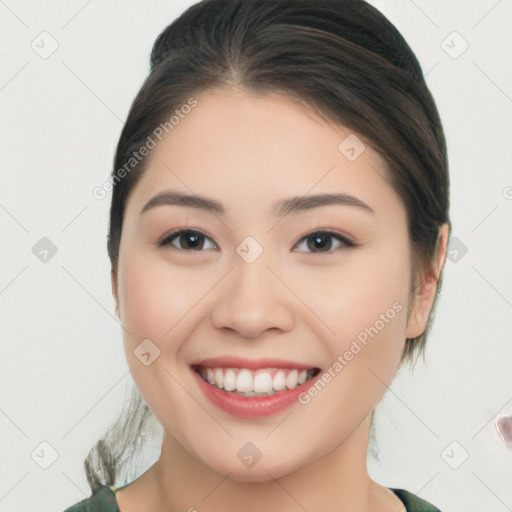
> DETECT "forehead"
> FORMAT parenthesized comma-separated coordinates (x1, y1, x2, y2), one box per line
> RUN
(126, 87, 404, 221)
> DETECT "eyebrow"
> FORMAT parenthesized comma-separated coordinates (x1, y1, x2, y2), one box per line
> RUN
(140, 190, 375, 217)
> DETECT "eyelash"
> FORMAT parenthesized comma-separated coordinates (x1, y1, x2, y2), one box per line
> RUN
(156, 229, 357, 256)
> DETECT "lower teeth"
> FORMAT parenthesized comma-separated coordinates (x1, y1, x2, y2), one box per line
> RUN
(229, 389, 278, 397)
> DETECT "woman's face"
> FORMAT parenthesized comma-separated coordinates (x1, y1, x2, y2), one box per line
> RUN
(113, 88, 432, 481)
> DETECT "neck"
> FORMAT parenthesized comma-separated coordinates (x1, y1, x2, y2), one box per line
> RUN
(144, 413, 379, 512)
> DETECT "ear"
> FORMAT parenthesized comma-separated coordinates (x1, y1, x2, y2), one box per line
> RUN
(406, 223, 450, 339)
(111, 267, 120, 319)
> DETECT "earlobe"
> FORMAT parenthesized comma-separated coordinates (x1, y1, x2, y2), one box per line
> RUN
(405, 223, 450, 339)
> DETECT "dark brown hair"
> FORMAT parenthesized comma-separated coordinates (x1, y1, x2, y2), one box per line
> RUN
(86, 0, 450, 493)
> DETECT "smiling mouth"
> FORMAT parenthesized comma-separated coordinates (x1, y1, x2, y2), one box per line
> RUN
(192, 366, 321, 397)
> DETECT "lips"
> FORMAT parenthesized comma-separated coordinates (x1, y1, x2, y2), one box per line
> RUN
(190, 357, 321, 418)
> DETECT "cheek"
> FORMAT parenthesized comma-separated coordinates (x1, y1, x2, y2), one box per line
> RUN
(117, 255, 207, 345)
(293, 259, 410, 449)
(116, 256, 206, 426)
(290, 246, 411, 349)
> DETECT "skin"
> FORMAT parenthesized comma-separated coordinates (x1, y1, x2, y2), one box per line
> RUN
(111, 87, 449, 511)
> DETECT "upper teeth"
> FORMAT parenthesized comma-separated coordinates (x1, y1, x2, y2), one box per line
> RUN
(198, 367, 314, 395)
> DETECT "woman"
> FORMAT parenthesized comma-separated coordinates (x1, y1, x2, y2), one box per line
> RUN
(65, 0, 450, 510)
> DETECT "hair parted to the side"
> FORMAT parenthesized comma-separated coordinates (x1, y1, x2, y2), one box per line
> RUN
(84, 0, 450, 494)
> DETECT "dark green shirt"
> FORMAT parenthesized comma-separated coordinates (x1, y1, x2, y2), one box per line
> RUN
(63, 485, 442, 511)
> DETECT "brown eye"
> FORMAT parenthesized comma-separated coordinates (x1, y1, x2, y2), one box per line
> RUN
(159, 229, 217, 251)
(294, 231, 355, 254)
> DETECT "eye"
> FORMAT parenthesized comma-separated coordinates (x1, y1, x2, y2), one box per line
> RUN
(157, 229, 217, 251)
(293, 230, 355, 254)
(157, 229, 355, 254)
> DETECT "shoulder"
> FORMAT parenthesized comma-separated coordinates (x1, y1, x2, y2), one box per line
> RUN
(63, 485, 119, 512)
(391, 488, 442, 512)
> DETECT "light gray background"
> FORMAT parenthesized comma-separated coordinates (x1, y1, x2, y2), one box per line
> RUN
(0, 1, 511, 511)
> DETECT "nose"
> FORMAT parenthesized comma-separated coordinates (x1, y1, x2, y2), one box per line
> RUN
(210, 254, 296, 339)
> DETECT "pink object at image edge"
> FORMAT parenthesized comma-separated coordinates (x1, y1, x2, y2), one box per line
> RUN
(495, 415, 512, 447)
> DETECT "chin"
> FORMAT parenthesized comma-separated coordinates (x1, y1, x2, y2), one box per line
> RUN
(204, 454, 303, 483)
(221, 467, 288, 483)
